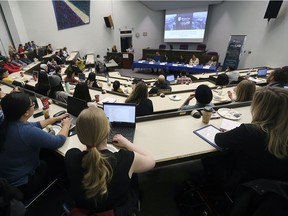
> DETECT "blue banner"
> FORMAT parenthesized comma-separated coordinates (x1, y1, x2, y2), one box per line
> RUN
(223, 35, 246, 69)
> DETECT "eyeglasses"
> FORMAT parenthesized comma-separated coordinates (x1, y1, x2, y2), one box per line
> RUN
(30, 102, 35, 108)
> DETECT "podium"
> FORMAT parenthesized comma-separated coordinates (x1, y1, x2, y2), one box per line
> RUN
(122, 52, 134, 69)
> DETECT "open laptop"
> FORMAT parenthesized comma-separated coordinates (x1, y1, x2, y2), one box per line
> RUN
(166, 74, 176, 84)
(257, 68, 268, 77)
(66, 96, 88, 136)
(78, 73, 86, 82)
(103, 103, 136, 143)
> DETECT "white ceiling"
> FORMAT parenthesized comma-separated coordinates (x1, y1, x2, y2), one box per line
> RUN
(139, 1, 223, 11)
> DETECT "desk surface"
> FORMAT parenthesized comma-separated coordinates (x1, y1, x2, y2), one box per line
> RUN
(0, 82, 252, 165)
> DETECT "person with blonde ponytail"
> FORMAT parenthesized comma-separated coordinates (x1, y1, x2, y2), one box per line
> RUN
(211, 87, 288, 196)
(65, 106, 155, 215)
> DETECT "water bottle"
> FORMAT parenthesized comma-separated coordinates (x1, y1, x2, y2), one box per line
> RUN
(107, 76, 111, 87)
(65, 81, 70, 92)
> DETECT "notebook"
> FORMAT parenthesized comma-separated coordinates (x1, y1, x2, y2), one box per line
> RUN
(257, 68, 267, 77)
(103, 103, 136, 143)
(66, 96, 88, 136)
(78, 73, 86, 82)
(166, 74, 176, 84)
(22, 89, 39, 110)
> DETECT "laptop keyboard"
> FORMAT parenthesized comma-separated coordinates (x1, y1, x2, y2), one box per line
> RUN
(108, 127, 135, 143)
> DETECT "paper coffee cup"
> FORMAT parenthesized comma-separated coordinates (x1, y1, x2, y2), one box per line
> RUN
(202, 106, 213, 124)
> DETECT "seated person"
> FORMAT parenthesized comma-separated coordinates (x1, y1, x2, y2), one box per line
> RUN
(131, 78, 143, 90)
(76, 58, 85, 71)
(8, 45, 17, 58)
(73, 82, 92, 103)
(85, 72, 102, 89)
(111, 45, 118, 52)
(266, 68, 288, 87)
(62, 47, 69, 58)
(71, 60, 83, 76)
(215, 73, 229, 86)
(40, 64, 48, 73)
(64, 70, 79, 84)
(48, 75, 69, 103)
(177, 55, 186, 64)
(54, 51, 64, 65)
(207, 87, 288, 199)
(46, 44, 53, 54)
(34, 71, 50, 96)
(95, 55, 107, 73)
(177, 70, 192, 84)
(189, 54, 199, 66)
(125, 82, 153, 117)
(228, 80, 256, 102)
(112, 80, 124, 93)
(153, 52, 161, 62)
(154, 75, 170, 89)
(11, 54, 26, 67)
(64, 106, 155, 214)
(0, 68, 15, 84)
(2, 58, 22, 73)
(18, 44, 25, 53)
(180, 84, 213, 110)
(206, 56, 217, 66)
(20, 54, 33, 65)
(225, 66, 240, 84)
(0, 92, 70, 200)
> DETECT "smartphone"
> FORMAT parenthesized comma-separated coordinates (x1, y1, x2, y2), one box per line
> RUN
(33, 111, 44, 118)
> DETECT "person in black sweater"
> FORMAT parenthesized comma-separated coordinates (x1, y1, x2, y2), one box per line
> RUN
(125, 82, 153, 116)
(34, 71, 50, 96)
(205, 87, 288, 198)
(64, 107, 155, 214)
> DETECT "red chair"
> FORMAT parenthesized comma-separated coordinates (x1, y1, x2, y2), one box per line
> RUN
(68, 208, 114, 216)
(196, 44, 206, 51)
(179, 44, 188, 50)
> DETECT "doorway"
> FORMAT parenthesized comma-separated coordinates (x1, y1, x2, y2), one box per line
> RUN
(120, 36, 132, 52)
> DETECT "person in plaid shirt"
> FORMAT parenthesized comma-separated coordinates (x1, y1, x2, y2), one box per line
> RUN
(177, 70, 192, 84)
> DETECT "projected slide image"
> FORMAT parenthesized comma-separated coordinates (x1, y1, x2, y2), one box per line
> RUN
(164, 10, 208, 43)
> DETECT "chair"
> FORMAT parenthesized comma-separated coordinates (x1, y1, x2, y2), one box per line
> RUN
(196, 44, 206, 51)
(206, 51, 218, 56)
(179, 44, 189, 50)
(159, 44, 166, 50)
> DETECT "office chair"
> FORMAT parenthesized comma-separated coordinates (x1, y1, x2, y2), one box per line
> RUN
(196, 44, 206, 51)
(179, 44, 189, 50)
(159, 44, 166, 50)
(206, 51, 218, 56)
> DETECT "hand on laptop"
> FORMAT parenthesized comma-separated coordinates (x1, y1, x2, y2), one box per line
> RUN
(54, 113, 69, 123)
(61, 117, 71, 128)
(112, 134, 131, 149)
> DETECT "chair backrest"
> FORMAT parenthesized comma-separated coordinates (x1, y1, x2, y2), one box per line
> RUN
(158, 87, 172, 94)
(179, 44, 188, 50)
(196, 44, 206, 51)
(159, 44, 166, 50)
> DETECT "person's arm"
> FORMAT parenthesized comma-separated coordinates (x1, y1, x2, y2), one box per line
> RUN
(180, 94, 195, 110)
(39, 113, 69, 128)
(227, 90, 234, 101)
(112, 134, 155, 177)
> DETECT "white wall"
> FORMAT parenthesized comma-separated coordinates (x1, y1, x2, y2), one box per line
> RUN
(5, 0, 163, 61)
(4, 1, 288, 68)
(205, 1, 288, 68)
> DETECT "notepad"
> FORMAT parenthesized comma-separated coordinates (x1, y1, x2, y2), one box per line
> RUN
(97, 97, 117, 105)
(193, 125, 223, 151)
(220, 119, 241, 131)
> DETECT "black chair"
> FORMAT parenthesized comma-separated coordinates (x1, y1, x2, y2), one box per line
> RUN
(179, 44, 189, 50)
(159, 44, 166, 50)
(196, 44, 206, 51)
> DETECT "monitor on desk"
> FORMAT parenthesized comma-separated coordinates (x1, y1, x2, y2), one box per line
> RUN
(257, 68, 267, 77)
(166, 74, 175, 83)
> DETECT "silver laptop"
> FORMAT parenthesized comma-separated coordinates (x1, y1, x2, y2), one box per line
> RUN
(257, 68, 267, 77)
(103, 103, 136, 143)
(166, 74, 176, 84)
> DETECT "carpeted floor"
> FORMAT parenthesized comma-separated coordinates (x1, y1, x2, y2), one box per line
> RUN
(115, 68, 159, 79)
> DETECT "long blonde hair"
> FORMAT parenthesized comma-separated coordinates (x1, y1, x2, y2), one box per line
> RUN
(76, 107, 112, 200)
(125, 82, 148, 104)
(235, 80, 256, 102)
(251, 87, 288, 159)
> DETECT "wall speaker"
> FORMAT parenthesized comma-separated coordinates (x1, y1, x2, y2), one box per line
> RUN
(264, 0, 283, 21)
(104, 15, 114, 28)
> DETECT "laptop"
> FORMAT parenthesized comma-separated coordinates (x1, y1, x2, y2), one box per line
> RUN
(166, 74, 176, 84)
(78, 73, 86, 82)
(257, 68, 268, 77)
(66, 96, 88, 136)
(103, 103, 136, 143)
(22, 89, 39, 110)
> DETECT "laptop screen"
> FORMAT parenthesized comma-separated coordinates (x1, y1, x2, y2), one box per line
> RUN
(257, 68, 267, 76)
(103, 103, 136, 124)
(67, 96, 88, 117)
(166, 74, 175, 82)
(22, 89, 39, 110)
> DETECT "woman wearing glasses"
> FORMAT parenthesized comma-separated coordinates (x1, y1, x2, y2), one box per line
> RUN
(0, 92, 71, 200)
